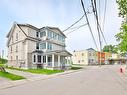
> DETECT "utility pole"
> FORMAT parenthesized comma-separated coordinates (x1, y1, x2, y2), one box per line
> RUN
(80, 0, 98, 50)
(92, 0, 102, 67)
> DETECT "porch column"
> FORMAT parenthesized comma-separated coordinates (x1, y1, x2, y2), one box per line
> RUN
(41, 55, 43, 64)
(52, 54, 55, 68)
(46, 55, 48, 67)
(58, 55, 60, 68)
(66, 57, 69, 64)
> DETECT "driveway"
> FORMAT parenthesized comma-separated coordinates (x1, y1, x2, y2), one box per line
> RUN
(0, 65, 127, 95)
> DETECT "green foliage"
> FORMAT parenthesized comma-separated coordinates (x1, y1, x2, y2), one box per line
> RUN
(115, 0, 127, 53)
(0, 71, 25, 80)
(102, 45, 118, 53)
(0, 58, 7, 64)
(116, 0, 127, 18)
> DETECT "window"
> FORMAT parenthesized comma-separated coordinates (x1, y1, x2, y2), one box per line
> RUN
(16, 56, 18, 60)
(40, 31, 46, 37)
(33, 55, 36, 62)
(40, 43, 46, 49)
(10, 46, 12, 52)
(16, 45, 18, 52)
(47, 43, 52, 50)
(11, 56, 12, 61)
(36, 43, 39, 50)
(62, 37, 65, 42)
(53, 32, 57, 39)
(58, 35, 65, 42)
(82, 60, 84, 62)
(58, 35, 62, 41)
(37, 55, 41, 63)
(82, 53, 84, 56)
(36, 31, 39, 37)
(16, 33, 18, 41)
(48, 31, 52, 38)
(12, 35, 13, 43)
(43, 56, 46, 63)
(48, 56, 52, 62)
(78, 60, 80, 63)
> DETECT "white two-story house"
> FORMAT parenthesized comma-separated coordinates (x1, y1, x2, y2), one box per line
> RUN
(72, 48, 97, 65)
(7, 22, 72, 70)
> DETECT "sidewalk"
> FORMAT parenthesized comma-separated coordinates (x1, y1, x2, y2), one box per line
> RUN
(0, 69, 83, 90)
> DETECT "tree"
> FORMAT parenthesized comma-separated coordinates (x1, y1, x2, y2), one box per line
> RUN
(115, 0, 127, 54)
(116, 0, 127, 19)
(102, 45, 118, 53)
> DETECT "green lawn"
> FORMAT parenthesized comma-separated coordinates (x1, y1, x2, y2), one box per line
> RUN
(7, 67, 64, 75)
(71, 66, 82, 70)
(0, 71, 26, 80)
(0, 64, 4, 66)
(26, 69, 64, 75)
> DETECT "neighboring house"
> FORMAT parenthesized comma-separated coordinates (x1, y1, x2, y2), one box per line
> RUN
(72, 48, 97, 65)
(109, 53, 126, 64)
(96, 52, 105, 64)
(6, 23, 72, 70)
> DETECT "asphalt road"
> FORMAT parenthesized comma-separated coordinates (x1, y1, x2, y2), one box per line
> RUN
(0, 65, 127, 95)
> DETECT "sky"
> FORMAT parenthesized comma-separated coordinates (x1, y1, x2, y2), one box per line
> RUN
(0, 0, 123, 58)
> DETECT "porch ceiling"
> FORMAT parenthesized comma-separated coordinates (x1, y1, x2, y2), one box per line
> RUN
(44, 50, 72, 56)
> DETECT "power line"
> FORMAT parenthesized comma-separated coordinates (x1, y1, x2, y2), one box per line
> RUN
(66, 24, 87, 30)
(63, 14, 85, 32)
(93, 0, 102, 66)
(98, 0, 101, 23)
(66, 23, 88, 35)
(91, 0, 107, 45)
(102, 0, 107, 32)
(80, 0, 98, 50)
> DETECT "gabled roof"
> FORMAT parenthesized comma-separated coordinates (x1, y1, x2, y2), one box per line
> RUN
(17, 24, 39, 30)
(6, 23, 40, 46)
(86, 48, 96, 51)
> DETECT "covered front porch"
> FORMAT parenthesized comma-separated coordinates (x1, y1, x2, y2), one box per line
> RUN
(32, 50, 72, 70)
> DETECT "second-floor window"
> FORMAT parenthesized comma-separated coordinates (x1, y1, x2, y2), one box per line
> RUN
(40, 43, 46, 49)
(40, 31, 46, 37)
(36, 31, 39, 38)
(47, 43, 52, 50)
(16, 45, 18, 52)
(36, 43, 39, 50)
(16, 55, 18, 60)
